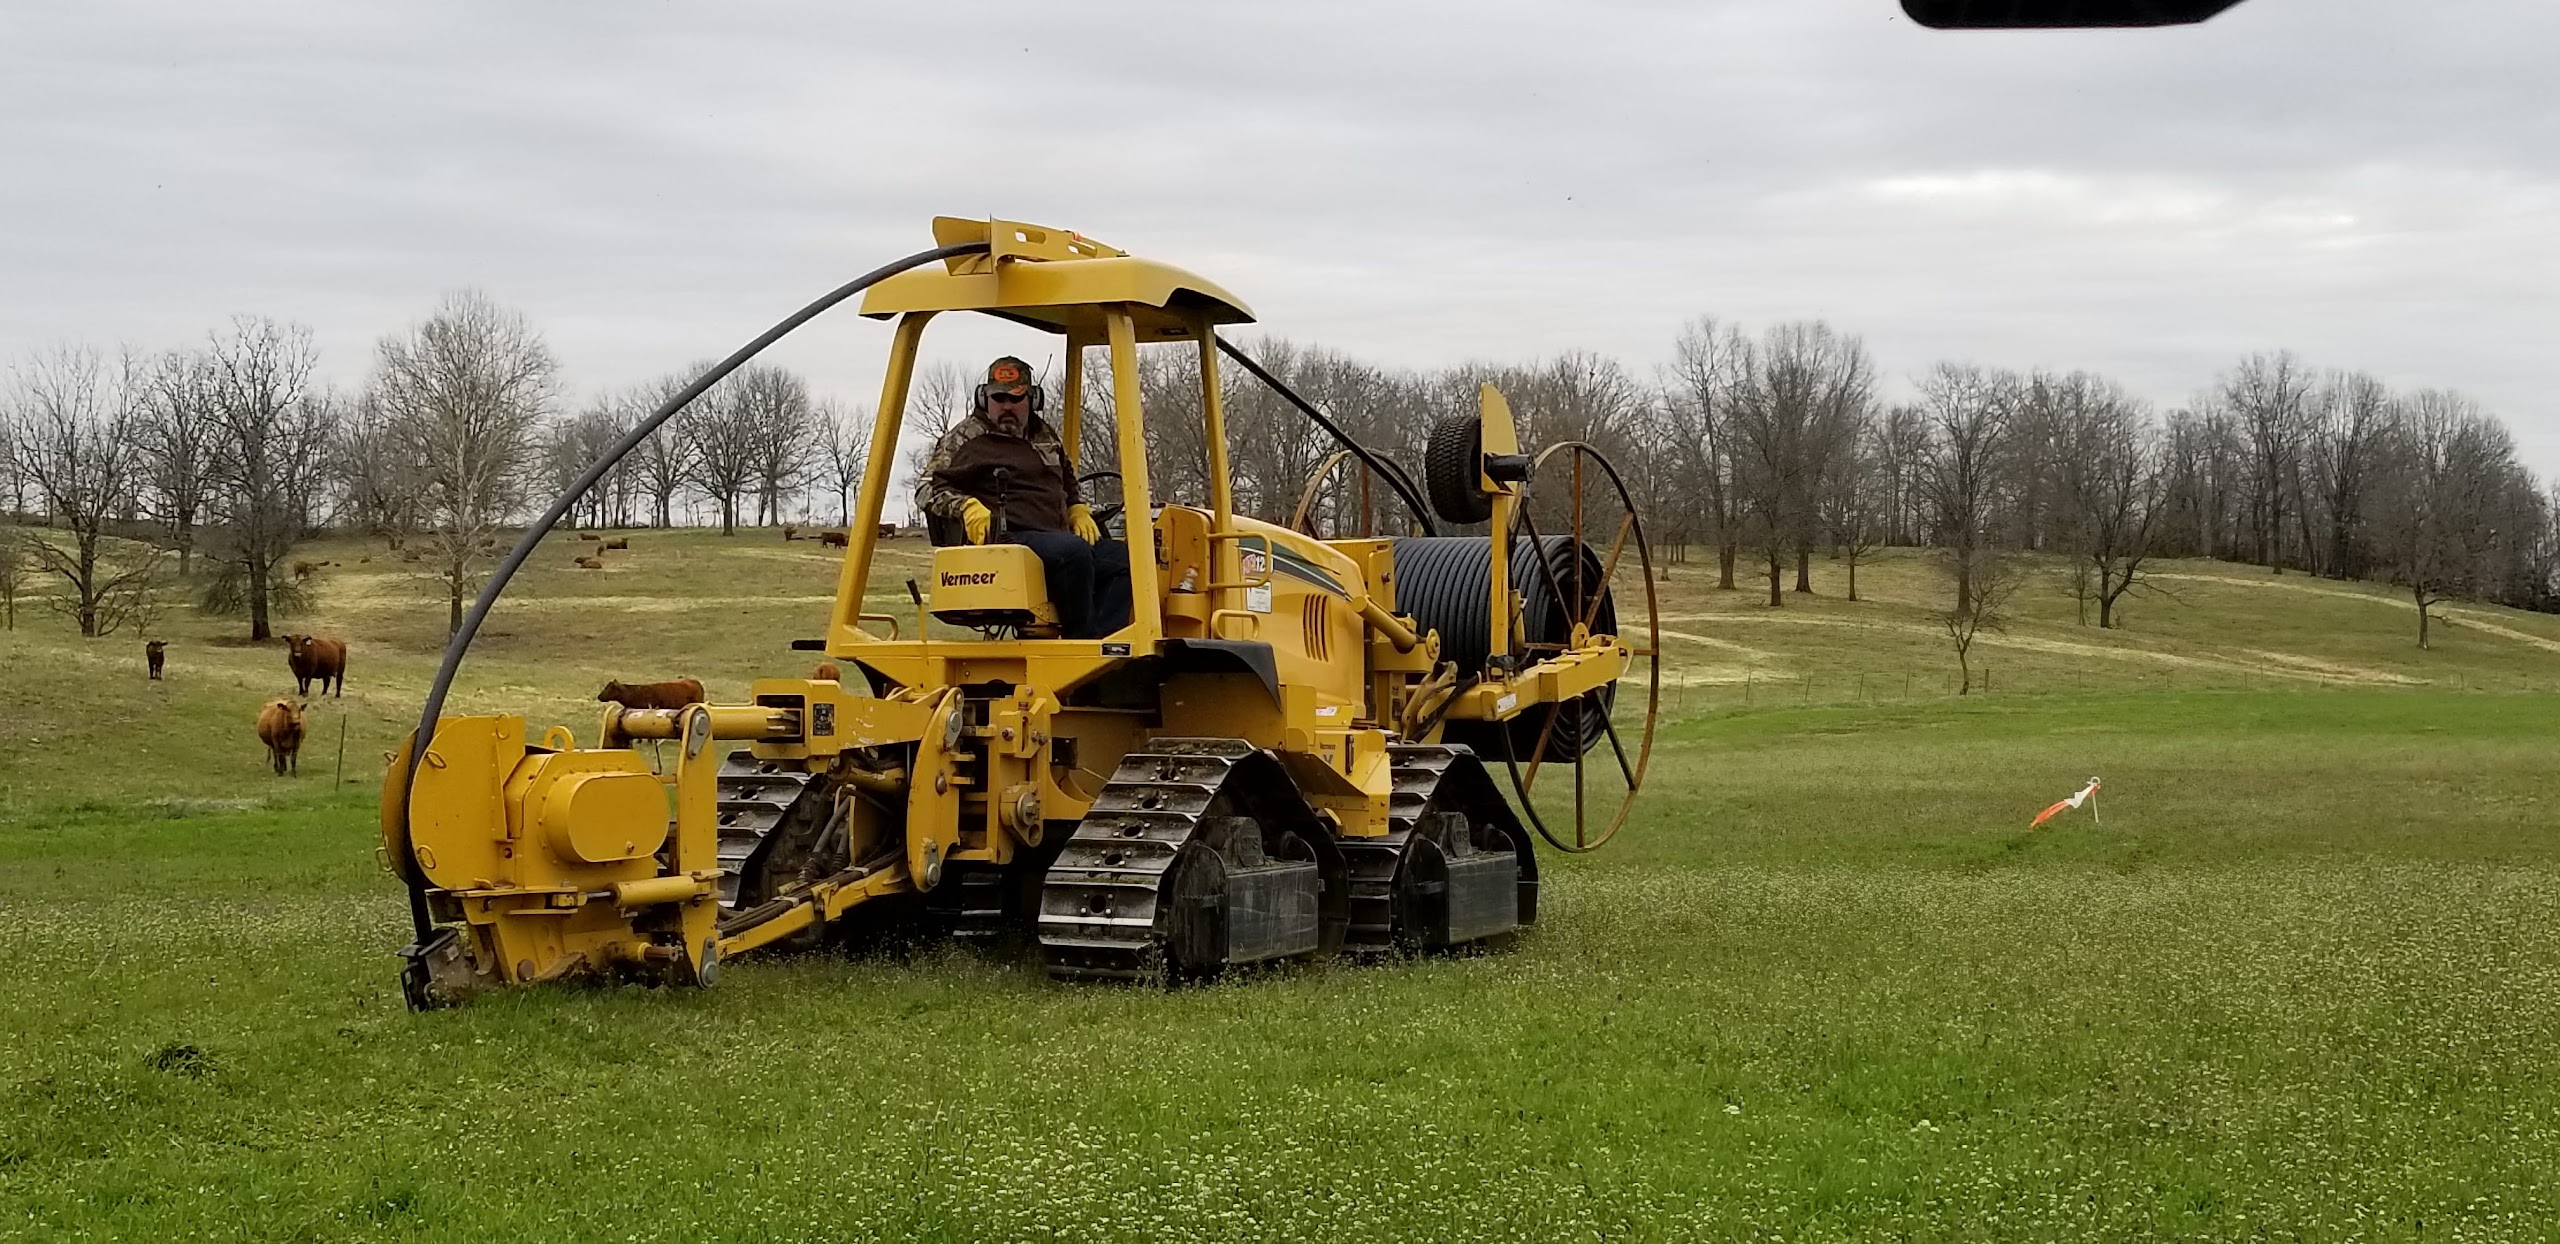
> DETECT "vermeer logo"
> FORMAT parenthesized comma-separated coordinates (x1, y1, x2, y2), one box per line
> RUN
(940, 571, 999, 587)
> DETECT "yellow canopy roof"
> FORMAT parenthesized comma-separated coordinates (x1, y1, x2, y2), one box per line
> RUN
(858, 217, 1256, 341)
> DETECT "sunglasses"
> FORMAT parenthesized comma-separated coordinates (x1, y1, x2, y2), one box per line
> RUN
(987, 390, 1030, 404)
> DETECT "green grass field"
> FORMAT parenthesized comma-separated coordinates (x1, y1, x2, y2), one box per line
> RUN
(4, 529, 2558, 1240)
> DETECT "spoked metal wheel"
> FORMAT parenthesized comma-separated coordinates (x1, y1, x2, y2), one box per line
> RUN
(1493, 442, 1660, 854)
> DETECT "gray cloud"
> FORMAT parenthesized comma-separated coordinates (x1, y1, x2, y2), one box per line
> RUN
(5, 0, 2554, 467)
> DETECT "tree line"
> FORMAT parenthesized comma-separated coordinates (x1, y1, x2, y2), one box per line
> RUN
(1082, 323, 2552, 657)
(6, 295, 2548, 658)
(0, 291, 877, 639)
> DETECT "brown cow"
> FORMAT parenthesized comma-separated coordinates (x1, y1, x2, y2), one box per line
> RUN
(290, 559, 335, 580)
(146, 640, 166, 680)
(602, 537, 629, 551)
(597, 678, 706, 711)
(877, 523, 897, 540)
(574, 556, 604, 570)
(811, 661, 841, 682)
(256, 698, 306, 776)
(819, 530, 849, 548)
(577, 532, 602, 542)
(782, 525, 801, 541)
(283, 634, 347, 698)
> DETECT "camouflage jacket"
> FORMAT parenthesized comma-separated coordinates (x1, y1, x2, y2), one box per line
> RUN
(913, 410, 1080, 535)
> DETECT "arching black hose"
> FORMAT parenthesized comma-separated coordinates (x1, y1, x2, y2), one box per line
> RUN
(1217, 339, 1436, 536)
(390, 240, 989, 943)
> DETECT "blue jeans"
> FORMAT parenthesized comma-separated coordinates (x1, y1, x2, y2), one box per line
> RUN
(1006, 531, 1131, 639)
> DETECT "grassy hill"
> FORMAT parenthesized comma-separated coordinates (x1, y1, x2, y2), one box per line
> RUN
(5, 527, 2556, 814)
(3, 527, 2557, 1239)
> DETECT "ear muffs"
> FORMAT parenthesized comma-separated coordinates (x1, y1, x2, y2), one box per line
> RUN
(972, 383, 1045, 416)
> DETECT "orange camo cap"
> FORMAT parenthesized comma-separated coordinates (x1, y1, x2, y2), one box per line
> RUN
(985, 356, 1034, 395)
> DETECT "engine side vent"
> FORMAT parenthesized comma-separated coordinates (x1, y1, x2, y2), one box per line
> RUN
(1302, 595, 1331, 662)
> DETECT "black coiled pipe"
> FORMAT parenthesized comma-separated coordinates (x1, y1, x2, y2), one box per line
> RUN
(1391, 535, 1616, 760)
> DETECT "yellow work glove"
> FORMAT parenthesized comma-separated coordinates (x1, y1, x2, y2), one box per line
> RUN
(1070, 503, 1100, 544)
(961, 499, 992, 545)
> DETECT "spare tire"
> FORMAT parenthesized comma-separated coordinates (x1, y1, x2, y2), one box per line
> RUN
(1391, 535, 1615, 761)
(1424, 416, 1492, 526)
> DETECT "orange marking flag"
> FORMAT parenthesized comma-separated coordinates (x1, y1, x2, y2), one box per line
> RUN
(2029, 776, 2102, 829)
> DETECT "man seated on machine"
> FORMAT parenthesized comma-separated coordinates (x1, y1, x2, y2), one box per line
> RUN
(915, 356, 1132, 639)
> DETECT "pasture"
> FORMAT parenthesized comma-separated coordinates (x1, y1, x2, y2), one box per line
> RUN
(3, 529, 2557, 1240)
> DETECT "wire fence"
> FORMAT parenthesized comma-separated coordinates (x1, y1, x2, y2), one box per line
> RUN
(1631, 663, 2554, 720)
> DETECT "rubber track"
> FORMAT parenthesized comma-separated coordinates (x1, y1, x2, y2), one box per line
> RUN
(1036, 740, 1254, 982)
(712, 751, 820, 909)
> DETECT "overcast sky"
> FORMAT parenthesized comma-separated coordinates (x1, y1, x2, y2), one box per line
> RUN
(5, 1, 2555, 473)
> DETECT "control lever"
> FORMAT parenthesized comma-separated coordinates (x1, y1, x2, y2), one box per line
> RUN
(986, 466, 1013, 543)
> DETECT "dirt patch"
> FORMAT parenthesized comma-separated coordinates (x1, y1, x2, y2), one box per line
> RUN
(2233, 649, 2416, 685)
(1668, 609, 2235, 671)
(2153, 572, 2560, 657)
(2150, 572, 2398, 608)
(1655, 627, 1774, 658)
(2437, 609, 2560, 657)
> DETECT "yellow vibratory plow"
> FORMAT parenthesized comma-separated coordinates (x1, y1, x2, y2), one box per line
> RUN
(384, 219, 1660, 1008)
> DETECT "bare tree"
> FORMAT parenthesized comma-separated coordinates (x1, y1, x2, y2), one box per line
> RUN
(1506, 350, 1642, 456)
(2305, 370, 2390, 580)
(1941, 551, 2022, 695)
(1219, 337, 1339, 524)
(2003, 372, 2067, 553)
(1137, 349, 1211, 509)
(371, 290, 557, 634)
(622, 375, 694, 528)
(543, 398, 629, 531)
(198, 319, 333, 641)
(1665, 317, 1750, 587)
(331, 388, 426, 544)
(682, 365, 768, 536)
(740, 367, 817, 527)
(1876, 402, 1931, 547)
(2221, 351, 2317, 572)
(2051, 374, 2166, 628)
(0, 414, 18, 518)
(4, 345, 162, 637)
(818, 399, 875, 527)
(1914, 362, 2016, 617)
(2370, 390, 2514, 649)
(0, 524, 27, 629)
(1820, 413, 1888, 602)
(137, 349, 218, 576)
(898, 361, 975, 506)
(1729, 322, 1872, 605)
